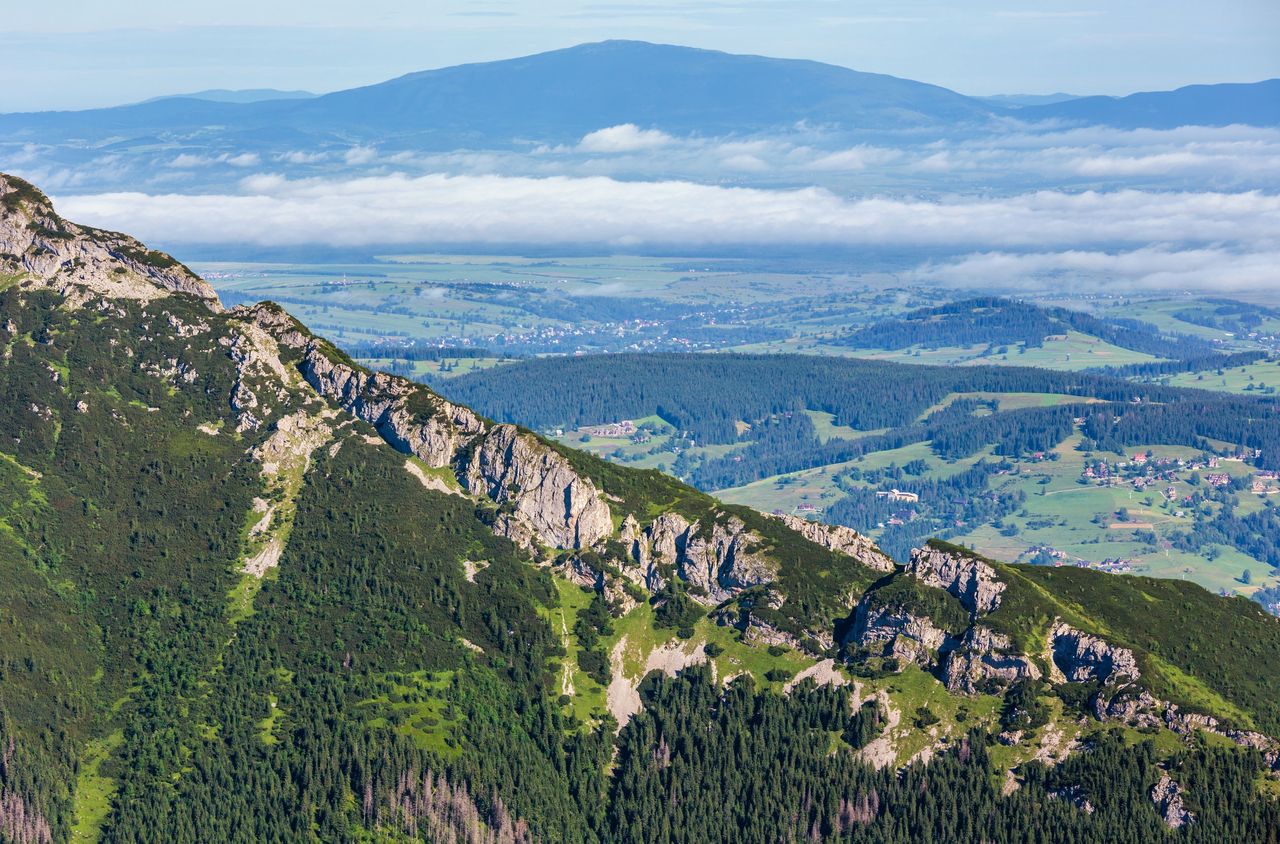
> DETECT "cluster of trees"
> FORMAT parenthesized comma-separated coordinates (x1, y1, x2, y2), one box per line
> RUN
(606, 667, 1280, 843)
(1172, 299, 1280, 336)
(827, 461, 1025, 560)
(440, 352, 1210, 449)
(441, 351, 1273, 493)
(1081, 401, 1280, 470)
(1101, 350, 1269, 379)
(1170, 496, 1280, 568)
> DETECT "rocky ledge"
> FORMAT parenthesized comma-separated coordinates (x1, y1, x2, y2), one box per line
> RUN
(0, 174, 218, 308)
(771, 514, 895, 572)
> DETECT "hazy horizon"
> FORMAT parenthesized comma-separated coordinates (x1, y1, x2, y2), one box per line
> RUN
(4, 2, 1279, 112)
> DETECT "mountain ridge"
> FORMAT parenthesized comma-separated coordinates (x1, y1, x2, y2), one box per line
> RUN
(3, 171, 1280, 841)
(2, 41, 1274, 155)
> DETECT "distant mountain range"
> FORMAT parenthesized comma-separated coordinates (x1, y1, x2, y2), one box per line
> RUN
(1025, 79, 1280, 129)
(136, 88, 316, 105)
(2, 41, 1275, 155)
(978, 93, 1081, 107)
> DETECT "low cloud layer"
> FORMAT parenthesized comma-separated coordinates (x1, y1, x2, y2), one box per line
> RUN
(57, 172, 1276, 248)
(917, 246, 1280, 292)
(53, 172, 1277, 291)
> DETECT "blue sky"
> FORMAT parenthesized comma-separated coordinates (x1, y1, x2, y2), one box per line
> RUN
(4, 0, 1278, 111)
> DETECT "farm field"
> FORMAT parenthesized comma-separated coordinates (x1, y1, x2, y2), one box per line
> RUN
(847, 331, 1162, 371)
(1158, 358, 1280, 394)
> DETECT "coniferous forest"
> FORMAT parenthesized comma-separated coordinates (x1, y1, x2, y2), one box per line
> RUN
(2, 175, 1280, 844)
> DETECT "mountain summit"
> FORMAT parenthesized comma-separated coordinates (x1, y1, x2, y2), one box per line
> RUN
(5, 41, 1275, 162)
(2, 172, 1280, 841)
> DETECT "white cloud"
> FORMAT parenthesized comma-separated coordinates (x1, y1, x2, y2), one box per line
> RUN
(720, 154, 767, 171)
(277, 150, 328, 164)
(578, 124, 675, 153)
(168, 153, 211, 168)
(54, 173, 1280, 263)
(343, 145, 378, 165)
(167, 151, 261, 168)
(223, 152, 260, 167)
(808, 146, 902, 171)
(917, 246, 1280, 292)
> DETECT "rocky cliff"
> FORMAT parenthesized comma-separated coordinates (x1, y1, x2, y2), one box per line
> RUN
(906, 544, 1005, 617)
(1049, 622, 1140, 685)
(849, 601, 951, 667)
(621, 511, 779, 604)
(941, 626, 1040, 693)
(462, 423, 612, 550)
(772, 514, 894, 573)
(0, 174, 217, 308)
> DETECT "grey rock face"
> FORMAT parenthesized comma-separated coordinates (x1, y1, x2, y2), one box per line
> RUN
(1164, 705, 1218, 736)
(942, 626, 1040, 693)
(1091, 686, 1161, 728)
(238, 301, 309, 349)
(0, 174, 219, 308)
(646, 512, 692, 569)
(296, 340, 611, 550)
(301, 341, 485, 468)
(617, 513, 665, 591)
(462, 424, 612, 550)
(847, 600, 951, 668)
(1050, 622, 1140, 684)
(907, 546, 1005, 617)
(678, 516, 776, 604)
(771, 514, 895, 572)
(1151, 774, 1194, 829)
(633, 513, 777, 604)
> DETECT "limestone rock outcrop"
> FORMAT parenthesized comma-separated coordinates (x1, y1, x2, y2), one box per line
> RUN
(1049, 622, 1140, 684)
(1151, 774, 1194, 829)
(0, 174, 219, 307)
(677, 516, 776, 604)
(292, 338, 612, 550)
(907, 546, 1005, 617)
(847, 600, 951, 667)
(942, 626, 1040, 693)
(771, 514, 895, 572)
(462, 424, 612, 550)
(629, 512, 777, 604)
(1090, 686, 1161, 727)
(300, 340, 486, 468)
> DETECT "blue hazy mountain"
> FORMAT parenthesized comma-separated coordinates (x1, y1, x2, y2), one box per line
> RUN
(978, 93, 1080, 107)
(136, 88, 316, 105)
(0, 40, 1001, 150)
(3, 42, 1274, 155)
(1019, 79, 1280, 128)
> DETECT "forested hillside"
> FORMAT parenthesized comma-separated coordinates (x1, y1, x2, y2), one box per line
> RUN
(440, 352, 1280, 483)
(3, 173, 1280, 844)
(833, 297, 1216, 360)
(440, 353, 1280, 591)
